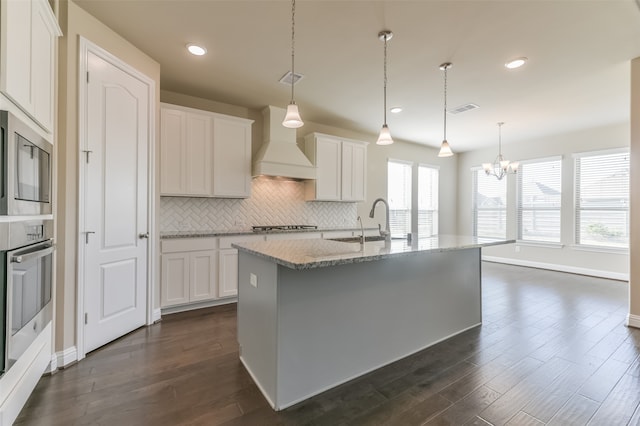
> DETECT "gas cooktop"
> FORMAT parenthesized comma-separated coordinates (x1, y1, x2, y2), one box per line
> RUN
(252, 225, 318, 232)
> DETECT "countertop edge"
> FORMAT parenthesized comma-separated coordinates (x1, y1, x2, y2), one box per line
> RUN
(233, 238, 516, 270)
(160, 227, 378, 239)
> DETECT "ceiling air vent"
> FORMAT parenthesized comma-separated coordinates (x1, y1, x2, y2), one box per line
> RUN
(448, 103, 479, 114)
(279, 71, 304, 86)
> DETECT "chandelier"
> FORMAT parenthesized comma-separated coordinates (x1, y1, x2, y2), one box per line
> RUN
(482, 122, 518, 180)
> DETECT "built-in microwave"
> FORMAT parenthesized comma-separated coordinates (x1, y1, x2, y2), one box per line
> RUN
(0, 110, 52, 215)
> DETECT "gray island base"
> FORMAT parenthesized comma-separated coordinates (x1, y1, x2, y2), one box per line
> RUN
(233, 236, 513, 410)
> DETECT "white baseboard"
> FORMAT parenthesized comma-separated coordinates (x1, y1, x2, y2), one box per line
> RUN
(160, 297, 237, 315)
(54, 346, 78, 369)
(152, 308, 162, 323)
(47, 353, 58, 373)
(482, 255, 629, 281)
(627, 314, 640, 329)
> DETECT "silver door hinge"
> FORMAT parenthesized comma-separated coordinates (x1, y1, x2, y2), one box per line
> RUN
(84, 313, 88, 324)
(84, 231, 95, 244)
(87, 71, 90, 83)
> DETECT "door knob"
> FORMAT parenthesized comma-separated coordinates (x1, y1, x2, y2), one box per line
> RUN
(139, 233, 149, 239)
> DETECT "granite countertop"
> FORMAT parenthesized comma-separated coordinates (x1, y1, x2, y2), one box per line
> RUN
(160, 227, 377, 239)
(232, 235, 515, 270)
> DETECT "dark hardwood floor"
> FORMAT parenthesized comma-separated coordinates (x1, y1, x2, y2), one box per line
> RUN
(15, 262, 640, 425)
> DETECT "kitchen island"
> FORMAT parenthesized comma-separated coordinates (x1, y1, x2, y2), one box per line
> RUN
(233, 235, 513, 410)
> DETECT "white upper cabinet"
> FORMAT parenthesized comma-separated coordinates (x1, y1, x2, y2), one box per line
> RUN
(305, 134, 342, 201)
(160, 103, 253, 198)
(160, 107, 212, 196)
(212, 115, 252, 198)
(341, 140, 367, 202)
(0, 0, 61, 134)
(304, 133, 368, 202)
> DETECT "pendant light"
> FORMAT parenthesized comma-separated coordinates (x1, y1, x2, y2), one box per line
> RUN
(482, 122, 519, 180)
(438, 62, 454, 157)
(376, 30, 394, 145)
(282, 0, 303, 128)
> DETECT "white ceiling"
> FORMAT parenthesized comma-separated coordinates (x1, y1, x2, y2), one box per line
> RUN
(74, 0, 640, 152)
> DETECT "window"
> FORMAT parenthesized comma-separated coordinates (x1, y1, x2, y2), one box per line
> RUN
(387, 160, 412, 238)
(472, 169, 507, 239)
(418, 165, 438, 237)
(517, 158, 562, 243)
(575, 150, 629, 248)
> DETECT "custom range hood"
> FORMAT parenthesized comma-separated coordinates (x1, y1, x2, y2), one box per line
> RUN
(252, 105, 316, 179)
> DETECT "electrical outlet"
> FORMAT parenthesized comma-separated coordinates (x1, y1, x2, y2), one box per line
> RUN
(250, 273, 258, 288)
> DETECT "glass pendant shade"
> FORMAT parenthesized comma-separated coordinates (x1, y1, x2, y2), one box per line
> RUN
(376, 124, 394, 145)
(438, 140, 453, 157)
(282, 102, 304, 128)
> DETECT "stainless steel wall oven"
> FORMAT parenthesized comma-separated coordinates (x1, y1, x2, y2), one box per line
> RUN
(1, 219, 53, 376)
(0, 110, 52, 216)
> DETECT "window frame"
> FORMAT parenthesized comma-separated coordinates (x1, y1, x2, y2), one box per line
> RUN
(516, 156, 563, 245)
(573, 148, 629, 252)
(418, 163, 439, 237)
(471, 166, 507, 240)
(387, 158, 413, 239)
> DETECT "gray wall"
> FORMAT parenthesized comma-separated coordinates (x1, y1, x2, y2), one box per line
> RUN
(457, 122, 629, 278)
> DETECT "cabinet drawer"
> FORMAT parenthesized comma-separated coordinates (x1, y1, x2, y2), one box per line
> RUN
(162, 237, 218, 253)
(219, 235, 265, 249)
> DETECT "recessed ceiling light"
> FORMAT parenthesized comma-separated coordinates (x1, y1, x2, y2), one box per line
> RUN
(505, 57, 527, 69)
(390, 106, 403, 113)
(187, 44, 207, 56)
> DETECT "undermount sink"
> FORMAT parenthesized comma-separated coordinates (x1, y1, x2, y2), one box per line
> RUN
(328, 235, 387, 243)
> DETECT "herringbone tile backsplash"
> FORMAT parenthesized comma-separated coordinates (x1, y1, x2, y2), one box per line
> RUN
(160, 177, 358, 231)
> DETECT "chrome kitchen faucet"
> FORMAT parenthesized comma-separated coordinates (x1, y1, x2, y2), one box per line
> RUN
(369, 198, 391, 242)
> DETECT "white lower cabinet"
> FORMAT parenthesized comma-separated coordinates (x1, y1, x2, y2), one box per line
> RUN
(161, 238, 218, 308)
(218, 235, 266, 298)
(161, 252, 190, 307)
(189, 251, 217, 302)
(218, 249, 239, 298)
(161, 231, 354, 310)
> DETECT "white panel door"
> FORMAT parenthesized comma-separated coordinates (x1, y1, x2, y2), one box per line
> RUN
(83, 50, 149, 354)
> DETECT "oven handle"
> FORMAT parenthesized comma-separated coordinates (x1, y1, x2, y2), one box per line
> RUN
(11, 244, 54, 264)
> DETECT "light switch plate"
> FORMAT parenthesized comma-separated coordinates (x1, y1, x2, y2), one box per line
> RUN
(250, 273, 258, 288)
